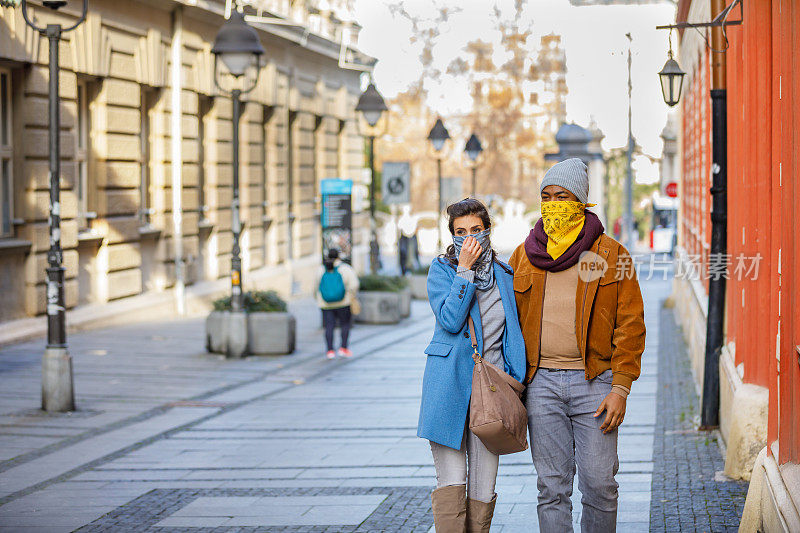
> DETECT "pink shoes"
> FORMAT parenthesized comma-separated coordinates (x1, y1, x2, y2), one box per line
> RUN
(326, 348, 352, 359)
(337, 347, 353, 358)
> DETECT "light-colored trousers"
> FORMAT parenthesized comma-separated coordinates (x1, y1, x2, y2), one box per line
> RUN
(429, 422, 499, 503)
(526, 368, 619, 533)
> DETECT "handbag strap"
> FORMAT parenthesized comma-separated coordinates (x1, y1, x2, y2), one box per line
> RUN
(468, 316, 480, 360)
(468, 316, 497, 392)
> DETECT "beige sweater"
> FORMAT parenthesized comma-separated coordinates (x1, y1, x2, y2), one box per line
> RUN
(315, 260, 359, 310)
(539, 263, 630, 399)
(539, 263, 583, 369)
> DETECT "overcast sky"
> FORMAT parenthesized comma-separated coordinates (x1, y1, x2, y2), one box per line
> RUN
(353, 0, 679, 183)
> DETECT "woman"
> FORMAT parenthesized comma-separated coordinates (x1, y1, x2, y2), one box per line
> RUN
(417, 198, 527, 533)
(315, 248, 359, 359)
(509, 158, 646, 532)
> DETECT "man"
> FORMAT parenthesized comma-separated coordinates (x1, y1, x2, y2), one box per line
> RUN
(509, 158, 646, 532)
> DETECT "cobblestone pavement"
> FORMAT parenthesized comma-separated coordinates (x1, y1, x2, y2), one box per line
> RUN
(0, 265, 673, 532)
(648, 305, 749, 532)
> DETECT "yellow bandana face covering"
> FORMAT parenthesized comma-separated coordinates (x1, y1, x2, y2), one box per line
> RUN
(541, 201, 595, 259)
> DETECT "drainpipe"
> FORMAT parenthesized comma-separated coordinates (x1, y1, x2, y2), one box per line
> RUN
(700, 0, 728, 429)
(171, 6, 186, 315)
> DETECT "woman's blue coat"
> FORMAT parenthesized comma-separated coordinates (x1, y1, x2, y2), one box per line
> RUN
(416, 257, 527, 450)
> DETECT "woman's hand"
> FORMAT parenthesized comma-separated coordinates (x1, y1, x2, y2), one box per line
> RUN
(594, 392, 626, 433)
(458, 236, 482, 270)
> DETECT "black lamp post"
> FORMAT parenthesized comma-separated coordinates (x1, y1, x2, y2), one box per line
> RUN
(464, 133, 483, 197)
(19, 0, 88, 412)
(212, 9, 264, 318)
(427, 118, 450, 250)
(355, 83, 387, 273)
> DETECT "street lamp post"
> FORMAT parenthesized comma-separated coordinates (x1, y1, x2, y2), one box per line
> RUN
(427, 118, 450, 251)
(624, 32, 635, 253)
(19, 0, 88, 412)
(211, 9, 264, 317)
(355, 83, 388, 274)
(464, 133, 483, 197)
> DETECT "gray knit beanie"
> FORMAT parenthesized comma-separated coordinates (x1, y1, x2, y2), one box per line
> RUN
(539, 158, 589, 204)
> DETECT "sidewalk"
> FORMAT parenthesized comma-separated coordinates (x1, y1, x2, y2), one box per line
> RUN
(649, 305, 748, 531)
(0, 264, 737, 532)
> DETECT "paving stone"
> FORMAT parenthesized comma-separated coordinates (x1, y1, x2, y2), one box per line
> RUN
(155, 515, 232, 527)
(73, 487, 433, 532)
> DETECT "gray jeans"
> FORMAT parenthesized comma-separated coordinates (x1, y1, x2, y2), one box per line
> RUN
(429, 422, 499, 503)
(526, 368, 619, 533)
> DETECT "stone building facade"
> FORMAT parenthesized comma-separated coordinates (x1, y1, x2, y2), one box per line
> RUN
(0, 0, 372, 325)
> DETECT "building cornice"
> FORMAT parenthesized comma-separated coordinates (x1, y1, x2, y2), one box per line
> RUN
(171, 0, 376, 70)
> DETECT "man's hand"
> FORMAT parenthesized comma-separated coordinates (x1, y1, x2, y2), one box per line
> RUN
(457, 236, 482, 270)
(594, 392, 626, 433)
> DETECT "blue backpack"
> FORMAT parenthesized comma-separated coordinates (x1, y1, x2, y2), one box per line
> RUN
(319, 266, 346, 302)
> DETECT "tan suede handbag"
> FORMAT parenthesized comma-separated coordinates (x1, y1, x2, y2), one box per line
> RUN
(468, 317, 529, 455)
(349, 292, 361, 316)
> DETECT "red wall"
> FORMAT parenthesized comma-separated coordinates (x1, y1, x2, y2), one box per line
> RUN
(680, 46, 712, 292)
(680, 0, 800, 463)
(722, 0, 800, 464)
(774, 0, 800, 465)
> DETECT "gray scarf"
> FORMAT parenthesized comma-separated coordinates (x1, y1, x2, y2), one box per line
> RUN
(452, 229, 495, 290)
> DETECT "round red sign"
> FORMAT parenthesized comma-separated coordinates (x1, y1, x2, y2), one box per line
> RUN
(665, 182, 678, 198)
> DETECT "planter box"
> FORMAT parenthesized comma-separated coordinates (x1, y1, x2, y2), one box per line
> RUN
(247, 312, 296, 355)
(354, 291, 401, 324)
(399, 287, 411, 318)
(410, 274, 428, 300)
(206, 311, 296, 357)
(206, 311, 248, 358)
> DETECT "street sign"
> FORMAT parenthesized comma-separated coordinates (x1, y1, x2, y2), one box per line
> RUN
(381, 161, 411, 205)
(665, 181, 678, 198)
(320, 178, 353, 264)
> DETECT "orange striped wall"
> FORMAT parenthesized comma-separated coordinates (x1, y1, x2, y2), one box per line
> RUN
(680, 46, 712, 290)
(680, 0, 800, 463)
(774, 0, 800, 465)
(722, 0, 800, 463)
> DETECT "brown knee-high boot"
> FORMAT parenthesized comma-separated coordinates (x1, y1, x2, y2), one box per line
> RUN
(431, 484, 467, 532)
(466, 494, 497, 533)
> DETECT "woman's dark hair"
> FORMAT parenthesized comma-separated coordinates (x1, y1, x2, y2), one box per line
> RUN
(323, 248, 339, 271)
(438, 198, 497, 268)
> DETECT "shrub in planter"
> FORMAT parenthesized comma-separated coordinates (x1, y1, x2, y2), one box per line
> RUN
(355, 275, 404, 324)
(207, 290, 296, 357)
(212, 290, 288, 313)
(358, 274, 404, 293)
